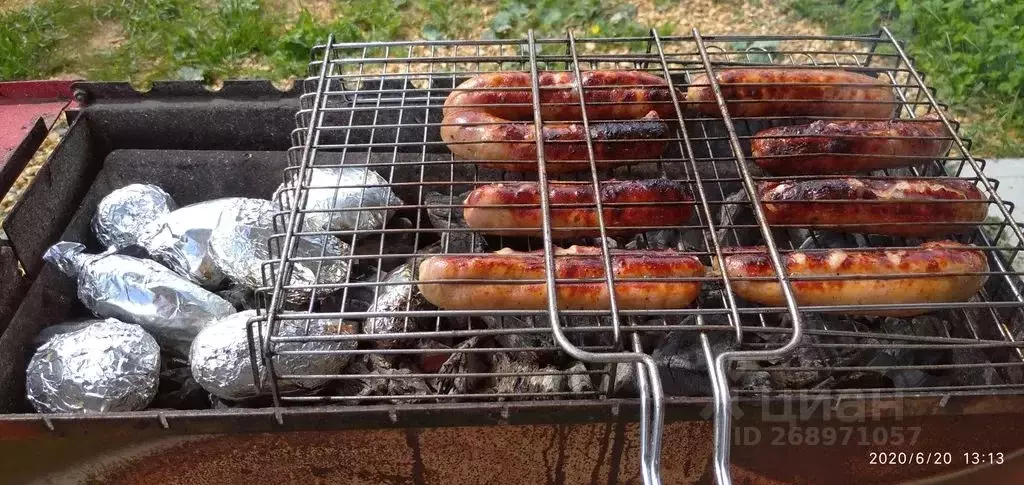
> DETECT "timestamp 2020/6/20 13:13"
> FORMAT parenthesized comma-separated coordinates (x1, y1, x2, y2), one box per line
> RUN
(868, 451, 1006, 466)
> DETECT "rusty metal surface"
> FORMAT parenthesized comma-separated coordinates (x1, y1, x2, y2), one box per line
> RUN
(0, 80, 75, 197)
(3, 417, 1023, 485)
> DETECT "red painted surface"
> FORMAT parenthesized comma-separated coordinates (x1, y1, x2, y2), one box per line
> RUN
(0, 80, 78, 171)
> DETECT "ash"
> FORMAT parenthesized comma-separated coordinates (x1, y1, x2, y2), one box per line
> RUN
(430, 336, 488, 396)
(488, 353, 594, 399)
(339, 354, 432, 404)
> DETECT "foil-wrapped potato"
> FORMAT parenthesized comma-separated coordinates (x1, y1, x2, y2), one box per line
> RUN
(189, 310, 359, 401)
(137, 198, 248, 289)
(43, 241, 236, 356)
(92, 184, 177, 249)
(275, 167, 403, 232)
(26, 319, 160, 413)
(207, 198, 350, 305)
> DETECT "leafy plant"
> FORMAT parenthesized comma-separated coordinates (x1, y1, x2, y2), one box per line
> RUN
(786, 0, 1024, 156)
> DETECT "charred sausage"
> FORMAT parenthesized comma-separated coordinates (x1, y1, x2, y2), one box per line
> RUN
(750, 115, 952, 175)
(418, 245, 704, 310)
(442, 71, 675, 173)
(713, 241, 988, 317)
(759, 178, 987, 237)
(463, 179, 694, 238)
(745, 114, 950, 174)
(686, 68, 897, 119)
(441, 110, 669, 173)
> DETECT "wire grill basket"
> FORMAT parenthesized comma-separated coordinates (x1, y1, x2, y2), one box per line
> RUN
(253, 27, 1024, 485)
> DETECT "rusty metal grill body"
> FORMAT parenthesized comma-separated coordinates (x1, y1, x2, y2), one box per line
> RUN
(255, 28, 1024, 485)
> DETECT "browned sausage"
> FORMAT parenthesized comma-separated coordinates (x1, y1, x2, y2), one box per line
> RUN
(713, 241, 988, 317)
(750, 115, 952, 175)
(441, 109, 669, 173)
(686, 68, 897, 119)
(442, 71, 675, 173)
(759, 178, 988, 237)
(463, 179, 694, 238)
(418, 246, 704, 310)
(442, 71, 677, 121)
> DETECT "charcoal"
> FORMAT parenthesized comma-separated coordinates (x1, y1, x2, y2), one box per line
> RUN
(949, 349, 1006, 387)
(424, 191, 486, 254)
(489, 352, 566, 399)
(798, 230, 862, 250)
(216, 284, 256, 311)
(350, 216, 419, 274)
(733, 360, 772, 393)
(151, 363, 209, 410)
(480, 315, 554, 365)
(342, 354, 432, 404)
(881, 315, 951, 338)
(591, 237, 618, 249)
(323, 263, 379, 314)
(715, 189, 754, 247)
(566, 362, 596, 394)
(654, 330, 734, 396)
(612, 362, 638, 396)
(849, 315, 959, 389)
(764, 314, 876, 389)
(417, 340, 453, 373)
(624, 229, 704, 253)
(430, 336, 488, 396)
(479, 313, 610, 366)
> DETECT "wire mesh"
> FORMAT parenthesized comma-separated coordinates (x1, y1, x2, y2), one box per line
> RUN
(254, 27, 1024, 484)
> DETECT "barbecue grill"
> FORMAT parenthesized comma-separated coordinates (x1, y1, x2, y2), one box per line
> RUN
(1, 28, 1023, 484)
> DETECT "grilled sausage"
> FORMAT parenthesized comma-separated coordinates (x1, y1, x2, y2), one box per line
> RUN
(442, 71, 677, 121)
(418, 246, 704, 310)
(686, 68, 897, 119)
(750, 115, 952, 174)
(713, 241, 988, 317)
(759, 178, 988, 237)
(441, 110, 670, 173)
(463, 179, 694, 238)
(442, 71, 675, 173)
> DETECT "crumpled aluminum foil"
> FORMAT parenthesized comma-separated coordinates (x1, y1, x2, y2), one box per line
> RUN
(92, 184, 177, 249)
(136, 198, 245, 289)
(43, 241, 236, 357)
(207, 198, 350, 305)
(32, 319, 104, 347)
(189, 310, 359, 401)
(26, 318, 160, 413)
(364, 262, 428, 348)
(276, 167, 403, 232)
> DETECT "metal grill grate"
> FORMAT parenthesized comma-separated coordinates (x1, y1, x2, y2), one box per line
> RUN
(254, 28, 1024, 485)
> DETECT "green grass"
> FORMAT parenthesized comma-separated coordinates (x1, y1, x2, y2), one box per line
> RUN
(0, 1, 96, 80)
(0, 0, 666, 86)
(5, 0, 1016, 157)
(785, 0, 1024, 157)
